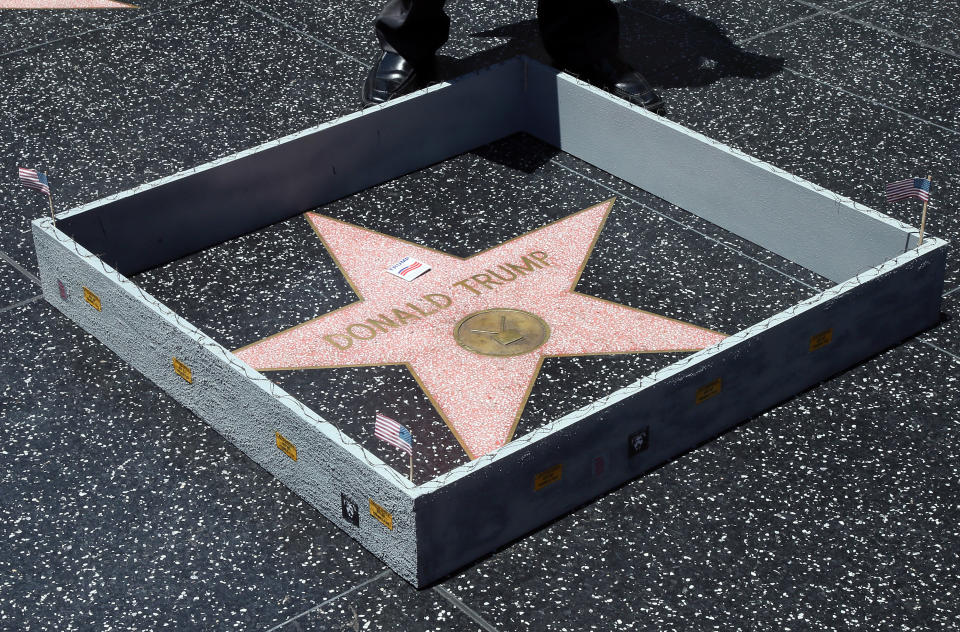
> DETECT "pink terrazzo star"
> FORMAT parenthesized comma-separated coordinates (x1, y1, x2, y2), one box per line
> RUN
(234, 199, 727, 459)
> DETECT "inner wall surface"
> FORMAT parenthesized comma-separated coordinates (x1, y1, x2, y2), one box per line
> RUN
(133, 133, 832, 482)
(521, 60, 912, 283)
(55, 60, 526, 277)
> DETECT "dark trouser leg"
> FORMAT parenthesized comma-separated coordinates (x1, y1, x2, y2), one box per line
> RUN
(537, 0, 620, 71)
(374, 0, 450, 66)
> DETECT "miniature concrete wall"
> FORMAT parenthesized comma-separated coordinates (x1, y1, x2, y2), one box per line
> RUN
(33, 57, 950, 589)
(33, 220, 421, 583)
(55, 59, 527, 276)
(55, 57, 917, 285)
(520, 59, 913, 284)
(412, 241, 946, 585)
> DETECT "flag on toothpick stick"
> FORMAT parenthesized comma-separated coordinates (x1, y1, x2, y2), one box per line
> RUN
(885, 177, 931, 202)
(18, 167, 56, 224)
(885, 175, 933, 246)
(374, 412, 415, 483)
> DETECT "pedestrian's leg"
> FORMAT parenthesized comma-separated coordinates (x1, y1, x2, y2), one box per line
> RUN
(537, 0, 619, 71)
(536, 0, 664, 113)
(375, 0, 450, 65)
(363, 0, 449, 105)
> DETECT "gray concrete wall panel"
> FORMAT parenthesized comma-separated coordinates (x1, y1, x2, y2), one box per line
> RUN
(55, 59, 526, 276)
(33, 221, 420, 582)
(521, 59, 914, 283)
(413, 243, 946, 585)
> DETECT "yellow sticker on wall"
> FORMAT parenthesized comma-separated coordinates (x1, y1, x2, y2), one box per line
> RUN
(533, 464, 563, 491)
(172, 357, 192, 384)
(275, 432, 298, 461)
(695, 377, 723, 404)
(809, 328, 833, 352)
(369, 498, 393, 530)
(82, 286, 101, 311)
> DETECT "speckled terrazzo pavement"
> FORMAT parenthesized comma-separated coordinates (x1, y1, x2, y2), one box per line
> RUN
(1, 0, 959, 630)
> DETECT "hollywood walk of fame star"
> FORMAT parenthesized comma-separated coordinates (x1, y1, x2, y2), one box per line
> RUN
(233, 199, 727, 460)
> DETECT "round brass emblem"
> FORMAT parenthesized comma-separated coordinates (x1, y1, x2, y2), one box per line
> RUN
(455, 308, 550, 357)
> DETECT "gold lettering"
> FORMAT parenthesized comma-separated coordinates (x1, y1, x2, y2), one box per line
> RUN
(391, 308, 420, 325)
(452, 279, 482, 296)
(324, 334, 354, 350)
(471, 273, 502, 290)
(407, 302, 436, 317)
(506, 258, 538, 275)
(529, 251, 549, 266)
(487, 266, 517, 282)
(365, 314, 398, 332)
(423, 293, 453, 309)
(347, 323, 377, 340)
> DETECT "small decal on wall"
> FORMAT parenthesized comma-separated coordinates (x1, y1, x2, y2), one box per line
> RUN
(809, 328, 833, 352)
(82, 286, 101, 311)
(369, 498, 394, 530)
(534, 464, 563, 491)
(628, 427, 649, 457)
(275, 431, 298, 461)
(341, 493, 360, 527)
(172, 357, 192, 384)
(695, 377, 722, 404)
(57, 279, 67, 300)
(593, 455, 606, 477)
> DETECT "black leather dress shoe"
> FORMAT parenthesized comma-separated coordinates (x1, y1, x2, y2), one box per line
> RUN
(361, 51, 421, 107)
(572, 57, 665, 114)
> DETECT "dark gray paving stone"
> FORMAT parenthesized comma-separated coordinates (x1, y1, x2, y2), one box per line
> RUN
(621, 0, 817, 43)
(845, 0, 960, 56)
(796, 0, 870, 11)
(0, 301, 385, 631)
(238, 0, 380, 67)
(0, 258, 38, 307)
(0, 8, 97, 54)
(746, 11, 960, 129)
(75, 0, 207, 28)
(442, 340, 960, 630)
(0, 0, 361, 275)
(274, 575, 485, 631)
(920, 293, 960, 358)
(252, 0, 545, 79)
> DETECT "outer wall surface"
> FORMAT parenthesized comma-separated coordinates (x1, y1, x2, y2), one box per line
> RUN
(412, 244, 946, 586)
(32, 221, 420, 583)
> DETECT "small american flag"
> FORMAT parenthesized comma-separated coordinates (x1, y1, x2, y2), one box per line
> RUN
(375, 413, 413, 455)
(18, 167, 50, 195)
(885, 177, 931, 203)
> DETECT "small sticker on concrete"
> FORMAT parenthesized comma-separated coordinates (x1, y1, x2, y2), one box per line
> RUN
(369, 498, 393, 530)
(172, 357, 192, 384)
(809, 328, 833, 352)
(534, 464, 563, 491)
(695, 377, 722, 404)
(386, 256, 431, 281)
(83, 286, 101, 311)
(593, 455, 606, 477)
(628, 427, 649, 457)
(341, 493, 359, 526)
(57, 279, 67, 300)
(275, 432, 297, 461)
